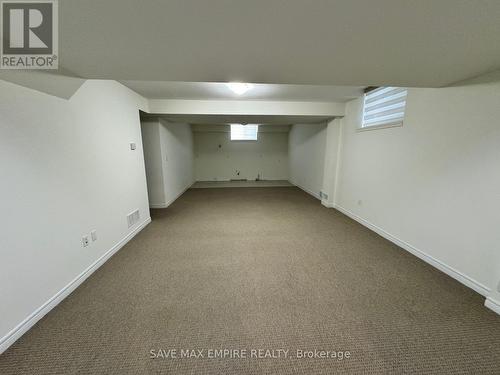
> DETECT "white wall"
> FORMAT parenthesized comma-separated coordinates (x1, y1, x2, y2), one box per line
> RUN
(324, 75, 500, 305)
(0, 79, 150, 352)
(288, 123, 327, 198)
(141, 119, 194, 208)
(321, 119, 341, 206)
(141, 121, 165, 205)
(159, 119, 194, 206)
(193, 127, 288, 181)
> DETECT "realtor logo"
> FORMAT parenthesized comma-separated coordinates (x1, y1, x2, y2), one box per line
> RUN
(1, 0, 58, 69)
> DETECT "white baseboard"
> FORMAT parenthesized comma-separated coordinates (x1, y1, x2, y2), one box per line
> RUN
(150, 203, 167, 209)
(149, 182, 193, 209)
(321, 199, 335, 208)
(334, 204, 491, 297)
(485, 297, 500, 315)
(194, 179, 231, 184)
(0, 217, 152, 354)
(290, 180, 321, 200)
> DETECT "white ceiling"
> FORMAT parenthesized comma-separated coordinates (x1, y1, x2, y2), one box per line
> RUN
(121, 81, 363, 102)
(60, 0, 500, 87)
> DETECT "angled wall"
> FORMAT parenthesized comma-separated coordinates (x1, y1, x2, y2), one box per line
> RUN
(0, 79, 151, 352)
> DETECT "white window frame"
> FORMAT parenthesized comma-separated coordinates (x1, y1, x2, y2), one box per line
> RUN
(230, 124, 259, 141)
(359, 87, 408, 132)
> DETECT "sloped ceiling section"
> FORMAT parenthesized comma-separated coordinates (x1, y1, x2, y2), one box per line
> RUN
(0, 71, 85, 99)
(59, 0, 500, 87)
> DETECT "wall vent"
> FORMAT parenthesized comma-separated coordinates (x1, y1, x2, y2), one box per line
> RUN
(127, 209, 140, 228)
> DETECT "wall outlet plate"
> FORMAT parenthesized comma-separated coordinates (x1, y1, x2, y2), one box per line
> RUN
(130, 142, 137, 150)
(91, 230, 97, 242)
(82, 236, 90, 247)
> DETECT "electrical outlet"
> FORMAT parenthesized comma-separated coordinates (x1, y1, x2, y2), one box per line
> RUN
(130, 142, 136, 150)
(91, 230, 97, 242)
(82, 236, 90, 247)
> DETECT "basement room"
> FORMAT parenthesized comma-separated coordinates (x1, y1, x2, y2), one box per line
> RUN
(0, 1, 499, 374)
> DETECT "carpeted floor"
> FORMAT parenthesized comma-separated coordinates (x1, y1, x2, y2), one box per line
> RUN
(1, 187, 499, 374)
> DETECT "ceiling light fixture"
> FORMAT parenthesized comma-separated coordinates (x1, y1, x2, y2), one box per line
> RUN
(226, 82, 253, 95)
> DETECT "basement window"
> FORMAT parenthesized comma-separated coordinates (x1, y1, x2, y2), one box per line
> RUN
(362, 87, 408, 130)
(230, 124, 258, 141)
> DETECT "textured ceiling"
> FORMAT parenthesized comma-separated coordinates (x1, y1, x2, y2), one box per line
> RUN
(59, 0, 500, 87)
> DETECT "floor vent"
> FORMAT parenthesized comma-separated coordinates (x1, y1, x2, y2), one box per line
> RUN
(127, 209, 140, 228)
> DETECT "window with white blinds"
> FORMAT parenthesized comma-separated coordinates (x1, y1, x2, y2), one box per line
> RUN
(230, 124, 258, 140)
(362, 87, 407, 128)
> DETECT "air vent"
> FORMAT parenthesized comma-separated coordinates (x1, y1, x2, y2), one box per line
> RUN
(127, 209, 140, 228)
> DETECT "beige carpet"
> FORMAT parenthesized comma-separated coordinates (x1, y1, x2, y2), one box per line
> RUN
(1, 187, 499, 374)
